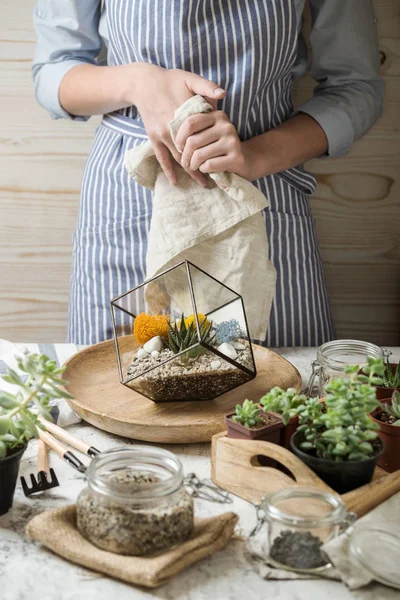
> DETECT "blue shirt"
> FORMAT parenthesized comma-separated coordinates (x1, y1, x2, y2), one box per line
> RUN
(32, 0, 384, 157)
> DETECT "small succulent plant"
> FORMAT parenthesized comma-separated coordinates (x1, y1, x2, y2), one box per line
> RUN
(260, 387, 307, 425)
(264, 357, 385, 462)
(167, 314, 215, 363)
(0, 352, 72, 457)
(383, 390, 400, 426)
(232, 399, 261, 428)
(382, 357, 400, 389)
(296, 357, 384, 461)
(214, 319, 242, 345)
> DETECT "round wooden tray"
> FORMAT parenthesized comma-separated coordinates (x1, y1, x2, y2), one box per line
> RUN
(63, 339, 302, 444)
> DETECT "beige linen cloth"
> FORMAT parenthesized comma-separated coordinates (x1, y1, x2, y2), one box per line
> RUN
(124, 95, 276, 341)
(26, 505, 238, 589)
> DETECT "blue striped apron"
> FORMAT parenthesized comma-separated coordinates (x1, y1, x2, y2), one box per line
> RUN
(67, 0, 335, 347)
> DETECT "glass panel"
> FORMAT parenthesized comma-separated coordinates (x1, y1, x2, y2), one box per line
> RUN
(187, 262, 238, 317)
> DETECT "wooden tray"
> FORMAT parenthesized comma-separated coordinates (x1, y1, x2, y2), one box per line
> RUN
(63, 339, 301, 444)
(211, 433, 400, 517)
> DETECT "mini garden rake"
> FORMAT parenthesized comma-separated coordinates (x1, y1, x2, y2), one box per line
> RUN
(20, 438, 60, 496)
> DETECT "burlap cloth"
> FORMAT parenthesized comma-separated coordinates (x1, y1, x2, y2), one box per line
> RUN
(124, 95, 276, 341)
(26, 504, 238, 588)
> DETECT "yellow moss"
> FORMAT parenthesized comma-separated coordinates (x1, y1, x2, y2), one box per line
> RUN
(182, 314, 210, 328)
(133, 313, 170, 345)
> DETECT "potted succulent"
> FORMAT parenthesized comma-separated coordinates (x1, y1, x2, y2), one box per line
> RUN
(370, 390, 400, 473)
(0, 351, 72, 515)
(361, 356, 400, 400)
(288, 357, 385, 493)
(260, 387, 306, 448)
(225, 399, 283, 442)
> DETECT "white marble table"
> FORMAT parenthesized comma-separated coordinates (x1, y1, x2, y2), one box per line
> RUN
(1, 344, 399, 600)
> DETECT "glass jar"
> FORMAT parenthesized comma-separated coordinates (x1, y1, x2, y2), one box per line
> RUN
(261, 488, 355, 572)
(76, 446, 194, 556)
(307, 339, 388, 398)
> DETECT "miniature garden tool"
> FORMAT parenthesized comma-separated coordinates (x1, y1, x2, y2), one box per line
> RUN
(20, 438, 60, 497)
(38, 416, 101, 458)
(211, 433, 400, 518)
(38, 429, 88, 473)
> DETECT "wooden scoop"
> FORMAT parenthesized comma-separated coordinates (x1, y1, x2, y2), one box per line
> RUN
(211, 433, 400, 517)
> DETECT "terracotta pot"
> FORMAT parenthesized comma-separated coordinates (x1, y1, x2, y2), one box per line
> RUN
(270, 413, 299, 449)
(225, 412, 284, 468)
(257, 404, 299, 449)
(225, 412, 283, 442)
(359, 363, 400, 400)
(370, 398, 400, 473)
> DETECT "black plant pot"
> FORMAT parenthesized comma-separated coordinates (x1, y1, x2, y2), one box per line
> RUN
(290, 431, 384, 494)
(0, 444, 27, 516)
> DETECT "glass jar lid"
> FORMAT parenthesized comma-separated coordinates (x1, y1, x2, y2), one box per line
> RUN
(349, 526, 400, 589)
(86, 446, 183, 502)
(316, 339, 384, 372)
(262, 487, 348, 528)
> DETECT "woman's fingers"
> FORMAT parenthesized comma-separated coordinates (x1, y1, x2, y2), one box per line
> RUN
(185, 73, 226, 110)
(175, 113, 216, 152)
(198, 156, 230, 174)
(180, 128, 220, 169)
(153, 137, 208, 187)
(189, 140, 228, 172)
(168, 140, 208, 187)
(153, 141, 177, 185)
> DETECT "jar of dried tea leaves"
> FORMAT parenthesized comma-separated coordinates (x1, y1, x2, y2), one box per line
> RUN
(261, 488, 355, 572)
(76, 446, 194, 556)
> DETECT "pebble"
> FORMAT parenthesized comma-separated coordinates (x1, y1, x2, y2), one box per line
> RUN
(217, 342, 238, 360)
(137, 349, 149, 361)
(143, 336, 164, 353)
(234, 342, 246, 350)
(151, 350, 160, 359)
(210, 360, 222, 370)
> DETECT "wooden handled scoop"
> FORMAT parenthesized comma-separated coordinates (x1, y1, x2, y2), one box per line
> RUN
(211, 433, 400, 517)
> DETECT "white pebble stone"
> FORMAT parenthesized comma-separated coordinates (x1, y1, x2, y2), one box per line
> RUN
(217, 342, 238, 360)
(137, 348, 148, 361)
(234, 342, 246, 351)
(143, 336, 164, 353)
(211, 360, 222, 370)
(151, 350, 160, 360)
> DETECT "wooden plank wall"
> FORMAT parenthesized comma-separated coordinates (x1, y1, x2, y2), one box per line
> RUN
(0, 0, 399, 345)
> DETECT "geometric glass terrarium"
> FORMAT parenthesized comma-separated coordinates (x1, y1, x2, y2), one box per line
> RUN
(111, 260, 256, 402)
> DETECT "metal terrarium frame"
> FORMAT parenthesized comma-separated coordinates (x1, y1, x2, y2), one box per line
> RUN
(110, 260, 257, 400)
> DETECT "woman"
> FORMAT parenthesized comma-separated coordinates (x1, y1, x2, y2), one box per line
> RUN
(32, 0, 384, 347)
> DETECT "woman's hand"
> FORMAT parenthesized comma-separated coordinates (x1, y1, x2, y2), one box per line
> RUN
(175, 111, 254, 181)
(130, 64, 226, 185)
(59, 62, 225, 186)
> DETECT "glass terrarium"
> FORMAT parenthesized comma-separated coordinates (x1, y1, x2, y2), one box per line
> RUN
(111, 260, 256, 402)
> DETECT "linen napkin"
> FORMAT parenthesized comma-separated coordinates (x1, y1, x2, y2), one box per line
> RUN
(323, 491, 400, 591)
(124, 95, 276, 341)
(26, 504, 238, 588)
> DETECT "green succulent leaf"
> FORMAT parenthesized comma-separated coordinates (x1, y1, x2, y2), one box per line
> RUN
(0, 350, 72, 456)
(263, 356, 385, 462)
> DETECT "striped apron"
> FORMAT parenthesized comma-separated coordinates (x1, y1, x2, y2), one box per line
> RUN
(67, 0, 335, 347)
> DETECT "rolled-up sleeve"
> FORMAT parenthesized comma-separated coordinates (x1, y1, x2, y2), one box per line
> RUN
(297, 0, 385, 157)
(32, 1, 103, 120)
